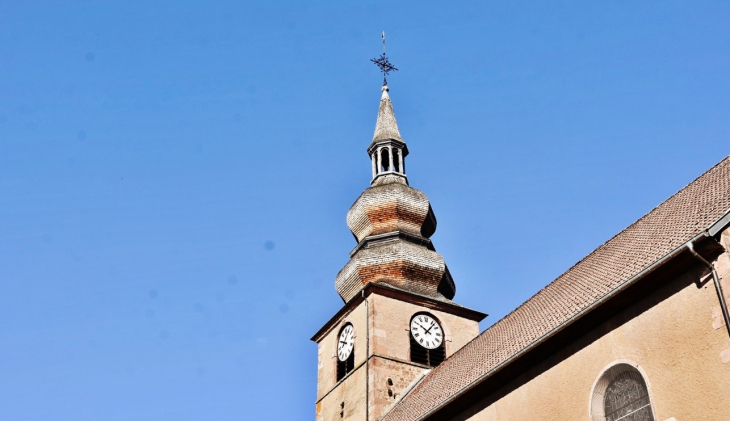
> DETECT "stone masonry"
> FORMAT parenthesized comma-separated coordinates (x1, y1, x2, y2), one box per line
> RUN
(312, 83, 486, 421)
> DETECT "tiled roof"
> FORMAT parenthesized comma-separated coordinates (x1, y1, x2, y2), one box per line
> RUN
(383, 155, 730, 421)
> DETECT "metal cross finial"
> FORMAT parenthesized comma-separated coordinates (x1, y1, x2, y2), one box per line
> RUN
(371, 31, 398, 86)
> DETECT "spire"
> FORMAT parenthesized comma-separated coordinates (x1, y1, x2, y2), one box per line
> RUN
(372, 85, 403, 143)
(368, 36, 407, 182)
(333, 37, 457, 305)
(370, 32, 402, 144)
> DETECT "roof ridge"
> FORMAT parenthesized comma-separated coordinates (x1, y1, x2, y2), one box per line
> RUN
(490, 154, 730, 328)
(383, 153, 730, 421)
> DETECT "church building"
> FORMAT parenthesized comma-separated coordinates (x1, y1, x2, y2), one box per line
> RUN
(312, 75, 730, 421)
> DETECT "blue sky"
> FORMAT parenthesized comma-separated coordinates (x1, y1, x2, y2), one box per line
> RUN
(1, 1, 729, 419)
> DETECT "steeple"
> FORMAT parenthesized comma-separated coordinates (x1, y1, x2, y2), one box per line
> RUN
(312, 43, 486, 421)
(335, 84, 455, 303)
(372, 86, 403, 143)
(368, 86, 409, 184)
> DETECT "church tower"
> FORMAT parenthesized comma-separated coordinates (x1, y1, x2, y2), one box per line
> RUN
(311, 65, 486, 421)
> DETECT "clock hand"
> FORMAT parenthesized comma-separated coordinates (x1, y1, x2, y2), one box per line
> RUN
(424, 322, 435, 335)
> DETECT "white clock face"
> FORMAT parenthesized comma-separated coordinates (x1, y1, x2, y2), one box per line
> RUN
(410, 314, 443, 350)
(337, 324, 354, 361)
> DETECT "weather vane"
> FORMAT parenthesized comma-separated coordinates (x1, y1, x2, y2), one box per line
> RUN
(371, 31, 398, 86)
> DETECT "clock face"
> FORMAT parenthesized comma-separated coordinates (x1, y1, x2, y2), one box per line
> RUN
(337, 324, 354, 361)
(410, 314, 443, 350)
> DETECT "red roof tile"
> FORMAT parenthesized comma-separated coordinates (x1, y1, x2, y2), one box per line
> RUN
(383, 155, 730, 421)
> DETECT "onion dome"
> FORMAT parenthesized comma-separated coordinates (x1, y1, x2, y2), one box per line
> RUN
(346, 176, 436, 243)
(336, 240, 455, 303)
(334, 86, 456, 303)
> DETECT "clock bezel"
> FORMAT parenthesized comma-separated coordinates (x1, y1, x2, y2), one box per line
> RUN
(337, 323, 355, 362)
(410, 312, 444, 350)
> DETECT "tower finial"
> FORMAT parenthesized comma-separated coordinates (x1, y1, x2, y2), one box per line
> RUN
(371, 32, 398, 86)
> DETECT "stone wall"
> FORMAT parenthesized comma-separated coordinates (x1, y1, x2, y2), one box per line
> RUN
(315, 291, 482, 421)
(316, 300, 368, 410)
(369, 356, 429, 420)
(368, 293, 480, 420)
(316, 362, 367, 421)
(369, 294, 480, 362)
(453, 246, 730, 421)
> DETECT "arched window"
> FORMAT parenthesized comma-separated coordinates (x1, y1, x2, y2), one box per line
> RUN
(591, 363, 655, 421)
(380, 148, 390, 173)
(409, 313, 446, 367)
(336, 323, 354, 382)
(393, 149, 401, 173)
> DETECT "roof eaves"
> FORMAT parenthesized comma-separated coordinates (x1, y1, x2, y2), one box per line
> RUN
(383, 154, 730, 421)
(708, 208, 730, 237)
(409, 232, 711, 421)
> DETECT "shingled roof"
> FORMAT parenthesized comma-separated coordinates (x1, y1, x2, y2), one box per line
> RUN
(382, 155, 730, 421)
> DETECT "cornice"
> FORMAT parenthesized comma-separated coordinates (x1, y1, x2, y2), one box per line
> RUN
(349, 230, 434, 257)
(311, 283, 487, 343)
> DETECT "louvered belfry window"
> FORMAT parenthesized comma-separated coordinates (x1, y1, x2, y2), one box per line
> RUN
(336, 351, 354, 382)
(603, 370, 654, 421)
(409, 335, 445, 367)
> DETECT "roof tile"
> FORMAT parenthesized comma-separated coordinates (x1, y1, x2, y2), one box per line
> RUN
(383, 155, 730, 421)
